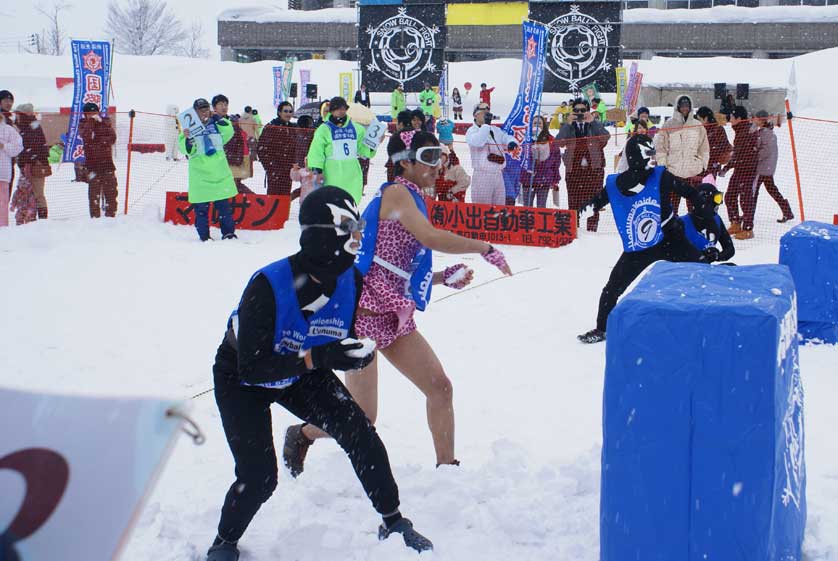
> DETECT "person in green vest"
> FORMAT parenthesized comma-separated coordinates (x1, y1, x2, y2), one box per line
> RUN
(252, 108, 263, 138)
(390, 84, 405, 120)
(592, 97, 608, 123)
(307, 96, 378, 203)
(48, 134, 66, 164)
(178, 97, 239, 241)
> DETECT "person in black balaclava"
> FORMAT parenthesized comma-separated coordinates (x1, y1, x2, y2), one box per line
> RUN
(679, 182, 736, 264)
(577, 134, 706, 344)
(205, 186, 433, 561)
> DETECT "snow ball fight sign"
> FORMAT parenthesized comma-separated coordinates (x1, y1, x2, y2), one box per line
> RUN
(429, 200, 576, 248)
(601, 262, 806, 561)
(779, 221, 838, 344)
(164, 192, 292, 231)
(0, 387, 182, 561)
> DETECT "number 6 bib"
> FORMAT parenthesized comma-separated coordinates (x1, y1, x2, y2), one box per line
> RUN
(328, 122, 358, 161)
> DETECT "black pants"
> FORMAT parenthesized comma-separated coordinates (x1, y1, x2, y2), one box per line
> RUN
(213, 362, 400, 542)
(596, 231, 703, 331)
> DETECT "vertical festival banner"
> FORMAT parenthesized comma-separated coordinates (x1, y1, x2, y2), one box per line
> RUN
(629, 72, 643, 114)
(64, 40, 112, 163)
(501, 19, 548, 200)
(439, 63, 448, 120)
(299, 69, 311, 101)
(622, 61, 638, 110)
(282, 57, 296, 101)
(615, 67, 627, 110)
(339, 72, 354, 100)
(273, 66, 285, 107)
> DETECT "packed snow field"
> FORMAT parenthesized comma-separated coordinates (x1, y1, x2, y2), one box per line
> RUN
(1, 216, 837, 561)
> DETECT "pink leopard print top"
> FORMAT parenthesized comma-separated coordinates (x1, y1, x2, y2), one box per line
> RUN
(358, 178, 424, 316)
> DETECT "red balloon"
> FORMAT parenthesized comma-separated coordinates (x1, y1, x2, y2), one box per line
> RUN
(464, 82, 472, 91)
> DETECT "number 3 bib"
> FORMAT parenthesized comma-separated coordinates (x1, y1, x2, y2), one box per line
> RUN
(328, 121, 358, 161)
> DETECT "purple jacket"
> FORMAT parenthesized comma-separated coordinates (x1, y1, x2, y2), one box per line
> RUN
(519, 138, 560, 187)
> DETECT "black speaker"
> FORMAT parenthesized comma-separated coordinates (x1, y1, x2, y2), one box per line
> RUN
(306, 83, 318, 99)
(736, 83, 749, 100)
(714, 82, 727, 100)
(289, 83, 298, 98)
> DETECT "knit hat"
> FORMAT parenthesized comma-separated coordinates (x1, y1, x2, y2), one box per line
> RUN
(193, 98, 210, 110)
(636, 106, 650, 116)
(82, 102, 99, 113)
(755, 110, 770, 118)
(14, 103, 34, 113)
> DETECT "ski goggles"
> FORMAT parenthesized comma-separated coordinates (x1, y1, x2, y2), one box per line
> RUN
(303, 217, 366, 235)
(391, 146, 443, 167)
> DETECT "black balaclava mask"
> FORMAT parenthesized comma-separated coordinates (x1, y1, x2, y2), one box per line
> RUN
(297, 186, 360, 281)
(617, 134, 656, 194)
(694, 183, 721, 223)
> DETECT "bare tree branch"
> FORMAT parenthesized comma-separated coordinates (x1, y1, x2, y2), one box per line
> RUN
(104, 0, 188, 56)
(181, 19, 210, 59)
(35, 1, 72, 56)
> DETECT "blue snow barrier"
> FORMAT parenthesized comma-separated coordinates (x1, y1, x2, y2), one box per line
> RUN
(601, 262, 806, 561)
(780, 221, 838, 344)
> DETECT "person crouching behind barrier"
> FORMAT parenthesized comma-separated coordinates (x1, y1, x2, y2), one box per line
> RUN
(179, 98, 238, 241)
(577, 134, 705, 344)
(283, 131, 512, 471)
(206, 186, 433, 561)
(680, 182, 736, 264)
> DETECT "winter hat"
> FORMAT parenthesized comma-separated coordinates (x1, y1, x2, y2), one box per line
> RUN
(244, 105, 253, 113)
(755, 110, 770, 118)
(328, 96, 349, 112)
(298, 186, 361, 280)
(211, 94, 229, 107)
(636, 106, 650, 117)
(193, 98, 210, 110)
(82, 102, 99, 113)
(0, 90, 13, 102)
(14, 103, 34, 113)
(676, 96, 692, 109)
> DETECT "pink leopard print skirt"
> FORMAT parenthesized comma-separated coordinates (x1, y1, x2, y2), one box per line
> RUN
(355, 308, 416, 350)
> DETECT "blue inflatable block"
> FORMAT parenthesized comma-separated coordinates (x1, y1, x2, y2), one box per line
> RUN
(601, 262, 806, 561)
(779, 221, 838, 343)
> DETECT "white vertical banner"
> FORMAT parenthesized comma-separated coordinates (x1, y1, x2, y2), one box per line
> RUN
(0, 387, 185, 561)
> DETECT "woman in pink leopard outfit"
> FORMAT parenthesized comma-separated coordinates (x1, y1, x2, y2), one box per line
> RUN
(284, 131, 512, 471)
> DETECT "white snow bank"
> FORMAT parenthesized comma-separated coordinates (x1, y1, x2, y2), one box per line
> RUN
(218, 6, 357, 24)
(637, 55, 792, 89)
(625, 4, 838, 23)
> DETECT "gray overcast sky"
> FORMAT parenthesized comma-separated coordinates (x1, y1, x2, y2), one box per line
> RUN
(3, 0, 288, 59)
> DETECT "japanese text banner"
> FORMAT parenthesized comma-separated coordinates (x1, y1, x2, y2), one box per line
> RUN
(164, 192, 291, 231)
(64, 40, 112, 163)
(430, 200, 576, 248)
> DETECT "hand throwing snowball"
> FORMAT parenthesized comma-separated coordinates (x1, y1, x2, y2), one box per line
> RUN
(205, 187, 432, 561)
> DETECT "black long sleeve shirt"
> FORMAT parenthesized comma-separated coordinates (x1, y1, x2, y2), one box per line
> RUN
(215, 256, 363, 385)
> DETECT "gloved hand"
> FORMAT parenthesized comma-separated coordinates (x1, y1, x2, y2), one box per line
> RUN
(443, 264, 473, 289)
(702, 247, 720, 263)
(663, 216, 685, 237)
(310, 339, 375, 372)
(482, 246, 512, 276)
(508, 141, 518, 151)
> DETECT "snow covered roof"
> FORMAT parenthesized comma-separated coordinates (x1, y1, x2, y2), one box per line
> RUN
(218, 7, 357, 24)
(624, 5, 838, 24)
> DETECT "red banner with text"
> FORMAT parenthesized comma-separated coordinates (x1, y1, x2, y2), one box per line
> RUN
(164, 192, 291, 230)
(429, 200, 577, 248)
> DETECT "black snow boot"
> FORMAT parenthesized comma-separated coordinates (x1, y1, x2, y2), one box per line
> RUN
(378, 518, 434, 553)
(283, 424, 314, 478)
(206, 542, 239, 561)
(577, 328, 606, 344)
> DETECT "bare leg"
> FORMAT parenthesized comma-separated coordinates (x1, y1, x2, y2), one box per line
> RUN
(301, 355, 379, 441)
(380, 330, 455, 465)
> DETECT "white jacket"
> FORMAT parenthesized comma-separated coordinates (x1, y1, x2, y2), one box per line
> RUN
(655, 98, 710, 179)
(0, 121, 23, 183)
(466, 123, 514, 173)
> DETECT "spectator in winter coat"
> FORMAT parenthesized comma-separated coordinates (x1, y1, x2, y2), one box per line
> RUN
(306, 96, 379, 203)
(655, 95, 710, 214)
(479, 83, 495, 108)
(720, 92, 735, 122)
(722, 106, 760, 239)
(14, 104, 51, 219)
(451, 88, 463, 121)
(466, 102, 517, 205)
(592, 98, 607, 123)
(212, 94, 252, 194)
(257, 101, 311, 196)
(519, 115, 559, 208)
(556, 98, 610, 231)
(754, 110, 794, 223)
(0, 111, 23, 227)
(695, 106, 732, 179)
(1, 90, 17, 196)
(419, 83, 436, 117)
(178, 98, 237, 242)
(78, 102, 118, 218)
(623, 106, 656, 137)
(354, 84, 371, 108)
(434, 144, 470, 201)
(390, 84, 406, 120)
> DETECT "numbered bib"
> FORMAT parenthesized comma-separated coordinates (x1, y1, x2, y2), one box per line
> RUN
(362, 121, 386, 150)
(329, 122, 358, 161)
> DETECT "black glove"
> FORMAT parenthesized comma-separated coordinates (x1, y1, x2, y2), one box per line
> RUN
(310, 339, 374, 372)
(507, 141, 518, 151)
(702, 247, 720, 263)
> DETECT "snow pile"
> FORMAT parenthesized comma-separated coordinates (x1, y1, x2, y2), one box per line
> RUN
(637, 55, 791, 89)
(218, 6, 357, 24)
(624, 4, 838, 23)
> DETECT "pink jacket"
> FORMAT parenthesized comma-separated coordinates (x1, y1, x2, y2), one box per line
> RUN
(290, 165, 316, 205)
(0, 121, 23, 183)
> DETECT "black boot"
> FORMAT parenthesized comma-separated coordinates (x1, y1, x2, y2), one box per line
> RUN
(378, 518, 433, 553)
(37, 207, 48, 219)
(577, 328, 606, 344)
(206, 542, 238, 561)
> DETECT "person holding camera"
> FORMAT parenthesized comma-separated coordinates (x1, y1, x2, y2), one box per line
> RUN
(78, 102, 118, 218)
(465, 103, 518, 205)
(557, 98, 610, 231)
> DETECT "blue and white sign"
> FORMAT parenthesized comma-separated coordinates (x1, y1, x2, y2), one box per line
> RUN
(64, 40, 112, 163)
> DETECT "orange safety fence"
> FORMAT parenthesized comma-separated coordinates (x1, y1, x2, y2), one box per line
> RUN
(4, 109, 838, 245)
